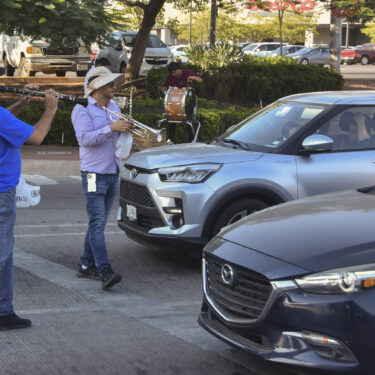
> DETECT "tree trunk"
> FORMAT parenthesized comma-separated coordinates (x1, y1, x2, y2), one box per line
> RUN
(210, 0, 216, 47)
(125, 0, 166, 81)
(329, 9, 342, 72)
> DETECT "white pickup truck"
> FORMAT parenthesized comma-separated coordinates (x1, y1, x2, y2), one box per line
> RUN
(0, 34, 91, 77)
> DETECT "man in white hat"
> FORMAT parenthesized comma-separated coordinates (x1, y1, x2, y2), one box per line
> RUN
(72, 66, 132, 290)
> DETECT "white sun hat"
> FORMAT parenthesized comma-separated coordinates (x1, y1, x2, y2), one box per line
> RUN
(85, 66, 125, 98)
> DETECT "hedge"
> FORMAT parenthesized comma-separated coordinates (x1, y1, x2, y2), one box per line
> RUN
(12, 98, 255, 146)
(146, 57, 344, 105)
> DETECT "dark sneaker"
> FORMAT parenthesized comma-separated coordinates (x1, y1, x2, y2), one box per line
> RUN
(101, 268, 122, 290)
(0, 314, 31, 330)
(77, 264, 100, 280)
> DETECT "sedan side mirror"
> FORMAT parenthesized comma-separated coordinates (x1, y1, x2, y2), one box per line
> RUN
(301, 134, 334, 153)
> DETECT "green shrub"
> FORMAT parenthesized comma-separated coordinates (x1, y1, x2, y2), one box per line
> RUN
(13, 98, 255, 146)
(146, 58, 343, 105)
(185, 42, 244, 71)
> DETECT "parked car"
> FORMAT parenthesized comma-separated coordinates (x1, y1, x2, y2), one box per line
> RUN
(170, 44, 188, 63)
(199, 185, 375, 374)
(288, 46, 330, 65)
(270, 45, 304, 57)
(97, 31, 173, 76)
(242, 42, 286, 56)
(0, 34, 91, 77)
(117, 91, 375, 251)
(341, 44, 375, 65)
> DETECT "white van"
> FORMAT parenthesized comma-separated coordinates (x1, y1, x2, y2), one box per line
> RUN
(0, 34, 91, 77)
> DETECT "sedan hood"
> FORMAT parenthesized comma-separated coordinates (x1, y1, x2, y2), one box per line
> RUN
(125, 143, 262, 169)
(218, 188, 375, 273)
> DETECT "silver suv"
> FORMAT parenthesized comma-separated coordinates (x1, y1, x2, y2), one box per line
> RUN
(97, 31, 172, 75)
(118, 91, 375, 250)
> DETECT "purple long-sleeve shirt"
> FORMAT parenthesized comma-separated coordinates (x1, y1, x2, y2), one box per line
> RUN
(71, 96, 121, 174)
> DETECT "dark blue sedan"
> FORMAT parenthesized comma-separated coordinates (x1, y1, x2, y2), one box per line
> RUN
(199, 186, 375, 374)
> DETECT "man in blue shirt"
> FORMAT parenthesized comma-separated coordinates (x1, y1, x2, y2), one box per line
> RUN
(0, 78, 59, 331)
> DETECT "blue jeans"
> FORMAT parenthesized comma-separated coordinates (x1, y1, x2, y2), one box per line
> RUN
(0, 188, 16, 316)
(81, 172, 119, 276)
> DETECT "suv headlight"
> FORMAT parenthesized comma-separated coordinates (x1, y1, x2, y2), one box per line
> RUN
(295, 264, 375, 294)
(158, 163, 222, 183)
(26, 46, 43, 55)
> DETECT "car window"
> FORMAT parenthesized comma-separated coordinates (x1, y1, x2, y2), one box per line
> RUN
(323, 48, 329, 53)
(219, 101, 327, 151)
(310, 49, 319, 55)
(243, 43, 259, 52)
(316, 107, 375, 151)
(258, 45, 268, 51)
(148, 35, 167, 48)
(123, 34, 137, 47)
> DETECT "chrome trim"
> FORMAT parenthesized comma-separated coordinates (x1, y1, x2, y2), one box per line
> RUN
(202, 257, 285, 325)
(271, 280, 297, 290)
(282, 331, 342, 347)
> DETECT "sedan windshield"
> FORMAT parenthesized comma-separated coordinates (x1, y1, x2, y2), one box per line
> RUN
(217, 101, 327, 152)
(293, 47, 311, 55)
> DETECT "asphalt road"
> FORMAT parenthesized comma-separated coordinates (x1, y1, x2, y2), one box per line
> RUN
(6, 173, 310, 375)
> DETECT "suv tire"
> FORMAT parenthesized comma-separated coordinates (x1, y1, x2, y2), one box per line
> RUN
(211, 198, 269, 237)
(56, 71, 66, 77)
(361, 55, 369, 65)
(3, 57, 15, 76)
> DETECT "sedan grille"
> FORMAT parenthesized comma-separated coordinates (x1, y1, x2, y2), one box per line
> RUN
(205, 254, 272, 321)
(120, 180, 154, 207)
(145, 58, 168, 65)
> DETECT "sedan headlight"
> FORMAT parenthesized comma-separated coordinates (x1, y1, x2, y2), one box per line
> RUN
(158, 163, 222, 183)
(295, 264, 375, 294)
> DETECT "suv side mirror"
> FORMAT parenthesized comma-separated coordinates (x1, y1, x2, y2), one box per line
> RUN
(300, 134, 334, 153)
(115, 42, 123, 51)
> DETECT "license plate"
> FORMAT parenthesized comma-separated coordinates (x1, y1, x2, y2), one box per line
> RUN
(126, 204, 137, 222)
(77, 64, 88, 71)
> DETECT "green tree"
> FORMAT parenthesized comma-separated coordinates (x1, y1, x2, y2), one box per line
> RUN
(0, 0, 125, 49)
(361, 22, 375, 42)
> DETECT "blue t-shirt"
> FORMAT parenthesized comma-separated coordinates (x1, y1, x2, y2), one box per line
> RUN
(0, 106, 34, 192)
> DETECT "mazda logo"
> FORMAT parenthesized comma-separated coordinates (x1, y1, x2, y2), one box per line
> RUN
(130, 168, 138, 179)
(221, 264, 235, 286)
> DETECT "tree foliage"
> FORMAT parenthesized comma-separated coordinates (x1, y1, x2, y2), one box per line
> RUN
(0, 0, 125, 48)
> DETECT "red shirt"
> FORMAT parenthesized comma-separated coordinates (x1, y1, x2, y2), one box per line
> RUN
(163, 69, 198, 88)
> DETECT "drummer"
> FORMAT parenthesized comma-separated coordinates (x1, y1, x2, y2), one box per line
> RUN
(162, 62, 203, 143)
(162, 62, 202, 94)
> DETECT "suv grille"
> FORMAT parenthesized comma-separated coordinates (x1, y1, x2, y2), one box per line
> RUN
(120, 180, 154, 207)
(205, 254, 272, 321)
(145, 58, 168, 65)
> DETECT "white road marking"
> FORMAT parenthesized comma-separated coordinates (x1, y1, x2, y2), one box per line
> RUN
(15, 223, 118, 228)
(14, 231, 123, 238)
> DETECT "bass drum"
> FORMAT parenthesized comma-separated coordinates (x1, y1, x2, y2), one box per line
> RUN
(164, 87, 197, 123)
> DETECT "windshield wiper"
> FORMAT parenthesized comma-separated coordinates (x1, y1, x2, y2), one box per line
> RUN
(221, 138, 248, 150)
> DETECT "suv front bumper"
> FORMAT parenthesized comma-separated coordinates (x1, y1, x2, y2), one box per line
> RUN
(117, 168, 213, 250)
(26, 56, 91, 73)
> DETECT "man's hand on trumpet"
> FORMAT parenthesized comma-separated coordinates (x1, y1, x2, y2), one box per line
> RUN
(110, 118, 134, 133)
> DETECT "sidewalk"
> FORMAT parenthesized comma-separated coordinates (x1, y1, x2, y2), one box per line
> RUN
(21, 144, 81, 176)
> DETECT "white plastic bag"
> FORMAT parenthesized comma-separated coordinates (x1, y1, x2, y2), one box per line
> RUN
(115, 132, 133, 159)
(16, 175, 41, 208)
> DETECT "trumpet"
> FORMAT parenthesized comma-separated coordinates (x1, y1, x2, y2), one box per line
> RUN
(103, 107, 166, 143)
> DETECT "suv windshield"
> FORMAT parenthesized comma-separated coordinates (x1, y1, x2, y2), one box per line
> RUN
(217, 101, 327, 152)
(122, 34, 166, 48)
